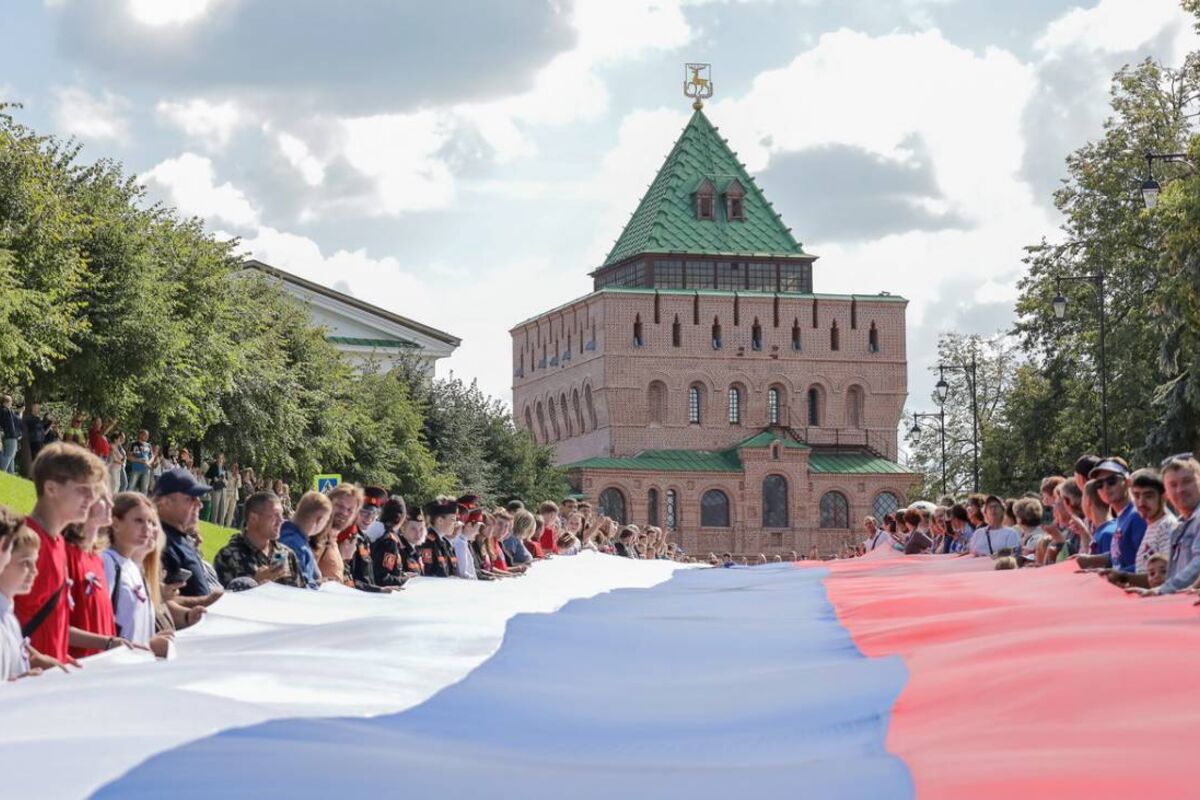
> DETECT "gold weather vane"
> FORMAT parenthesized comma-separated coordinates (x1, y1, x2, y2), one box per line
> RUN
(684, 63, 713, 110)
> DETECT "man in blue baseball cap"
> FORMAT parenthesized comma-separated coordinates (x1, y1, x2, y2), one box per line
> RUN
(155, 467, 223, 606)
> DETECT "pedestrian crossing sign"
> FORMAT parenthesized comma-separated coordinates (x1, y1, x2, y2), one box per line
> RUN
(314, 474, 342, 492)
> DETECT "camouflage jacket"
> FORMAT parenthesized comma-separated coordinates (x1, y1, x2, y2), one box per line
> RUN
(213, 533, 305, 589)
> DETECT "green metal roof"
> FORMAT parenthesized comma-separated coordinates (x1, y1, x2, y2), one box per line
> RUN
(735, 431, 810, 450)
(602, 108, 809, 268)
(567, 448, 742, 473)
(808, 453, 912, 475)
(567, 440, 911, 476)
(327, 336, 418, 349)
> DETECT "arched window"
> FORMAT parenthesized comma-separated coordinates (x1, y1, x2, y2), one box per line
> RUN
(725, 180, 746, 221)
(873, 491, 900, 520)
(751, 318, 763, 351)
(701, 489, 730, 527)
(560, 394, 572, 437)
(728, 385, 742, 425)
(767, 387, 781, 425)
(695, 180, 716, 220)
(868, 321, 879, 353)
(762, 474, 789, 528)
(584, 384, 598, 430)
(548, 397, 561, 440)
(572, 388, 584, 433)
(648, 381, 667, 425)
(846, 385, 864, 428)
(688, 384, 705, 424)
(820, 491, 850, 529)
(672, 315, 681, 347)
(791, 318, 802, 351)
(807, 386, 822, 426)
(633, 314, 644, 347)
(666, 489, 677, 531)
(524, 406, 535, 440)
(711, 317, 722, 350)
(831, 320, 840, 351)
(536, 402, 548, 443)
(599, 488, 627, 524)
(647, 488, 660, 527)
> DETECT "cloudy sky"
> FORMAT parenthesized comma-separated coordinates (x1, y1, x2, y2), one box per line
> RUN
(3, 0, 1197, 411)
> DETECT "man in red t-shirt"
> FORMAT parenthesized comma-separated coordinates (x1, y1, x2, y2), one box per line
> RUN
(14, 442, 107, 668)
(537, 501, 559, 555)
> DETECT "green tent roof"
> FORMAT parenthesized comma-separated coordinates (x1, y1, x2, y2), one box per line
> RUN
(601, 108, 810, 268)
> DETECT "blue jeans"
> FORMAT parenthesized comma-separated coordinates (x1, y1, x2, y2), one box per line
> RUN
(0, 438, 17, 474)
(128, 468, 151, 494)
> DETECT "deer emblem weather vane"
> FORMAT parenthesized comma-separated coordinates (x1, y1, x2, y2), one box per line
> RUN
(684, 63, 713, 109)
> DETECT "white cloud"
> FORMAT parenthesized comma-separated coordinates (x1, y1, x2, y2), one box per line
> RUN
(453, 0, 695, 160)
(141, 153, 259, 227)
(335, 111, 456, 216)
(51, 86, 130, 142)
(1036, 0, 1195, 58)
(126, 0, 226, 27)
(156, 97, 246, 148)
(276, 131, 325, 187)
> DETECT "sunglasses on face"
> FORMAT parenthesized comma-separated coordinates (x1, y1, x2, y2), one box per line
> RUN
(1100, 474, 1125, 488)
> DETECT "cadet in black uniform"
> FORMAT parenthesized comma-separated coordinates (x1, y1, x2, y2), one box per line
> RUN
(345, 486, 388, 592)
(370, 496, 409, 590)
(399, 507, 426, 576)
(419, 498, 460, 577)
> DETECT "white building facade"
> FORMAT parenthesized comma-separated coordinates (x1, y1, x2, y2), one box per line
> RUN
(245, 259, 459, 375)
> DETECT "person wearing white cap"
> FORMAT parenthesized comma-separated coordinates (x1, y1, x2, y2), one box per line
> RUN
(968, 495, 1021, 557)
(1087, 458, 1146, 574)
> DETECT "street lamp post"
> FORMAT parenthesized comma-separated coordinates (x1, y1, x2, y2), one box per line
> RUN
(910, 409, 947, 497)
(1052, 270, 1109, 454)
(936, 356, 980, 492)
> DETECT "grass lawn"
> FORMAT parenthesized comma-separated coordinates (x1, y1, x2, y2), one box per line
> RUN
(0, 471, 237, 561)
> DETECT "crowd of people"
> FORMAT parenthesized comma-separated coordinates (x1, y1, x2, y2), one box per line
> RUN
(4, 432, 1199, 683)
(0, 442, 684, 681)
(0, 397, 294, 527)
(856, 453, 1200, 598)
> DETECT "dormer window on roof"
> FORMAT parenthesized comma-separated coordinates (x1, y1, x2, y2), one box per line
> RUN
(695, 179, 716, 220)
(724, 179, 746, 222)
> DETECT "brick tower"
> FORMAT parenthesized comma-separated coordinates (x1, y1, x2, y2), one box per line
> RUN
(510, 93, 918, 558)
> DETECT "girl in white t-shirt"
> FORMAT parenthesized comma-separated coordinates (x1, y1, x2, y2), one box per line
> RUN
(103, 493, 173, 658)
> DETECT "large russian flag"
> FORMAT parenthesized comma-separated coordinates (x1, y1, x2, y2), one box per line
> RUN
(2, 551, 1197, 798)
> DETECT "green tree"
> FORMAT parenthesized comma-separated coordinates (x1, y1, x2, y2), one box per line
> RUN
(0, 105, 89, 392)
(1011, 56, 1200, 465)
(1146, 134, 1200, 454)
(905, 333, 1019, 498)
(340, 368, 450, 500)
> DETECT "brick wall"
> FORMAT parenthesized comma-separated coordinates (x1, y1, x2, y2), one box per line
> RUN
(575, 463, 919, 559)
(512, 289, 909, 462)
